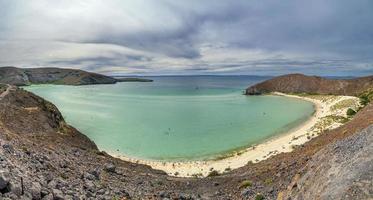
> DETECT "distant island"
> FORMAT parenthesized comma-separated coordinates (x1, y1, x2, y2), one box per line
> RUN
(115, 77, 153, 82)
(0, 70, 371, 200)
(0, 66, 153, 86)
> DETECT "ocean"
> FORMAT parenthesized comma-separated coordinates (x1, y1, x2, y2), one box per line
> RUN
(24, 76, 314, 161)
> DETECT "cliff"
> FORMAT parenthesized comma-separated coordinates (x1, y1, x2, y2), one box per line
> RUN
(246, 73, 373, 96)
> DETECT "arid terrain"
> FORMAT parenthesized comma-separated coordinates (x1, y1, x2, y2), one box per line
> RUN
(0, 71, 372, 200)
(246, 73, 373, 96)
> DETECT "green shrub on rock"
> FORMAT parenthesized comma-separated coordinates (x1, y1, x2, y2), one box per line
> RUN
(239, 180, 253, 189)
(346, 108, 356, 116)
(255, 193, 265, 200)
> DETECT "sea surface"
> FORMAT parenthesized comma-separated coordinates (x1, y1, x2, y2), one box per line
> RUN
(24, 76, 314, 161)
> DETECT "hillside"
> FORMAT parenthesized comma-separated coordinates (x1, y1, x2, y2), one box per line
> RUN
(0, 67, 117, 86)
(246, 73, 373, 96)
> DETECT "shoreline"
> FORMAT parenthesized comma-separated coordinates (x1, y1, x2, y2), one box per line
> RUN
(112, 93, 359, 177)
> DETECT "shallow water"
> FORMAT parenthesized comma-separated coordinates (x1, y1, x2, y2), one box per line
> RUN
(24, 76, 314, 161)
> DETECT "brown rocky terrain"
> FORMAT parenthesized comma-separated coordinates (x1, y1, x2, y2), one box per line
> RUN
(0, 74, 371, 199)
(246, 73, 373, 96)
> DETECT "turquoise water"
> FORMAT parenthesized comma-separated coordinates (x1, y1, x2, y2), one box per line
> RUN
(24, 76, 314, 161)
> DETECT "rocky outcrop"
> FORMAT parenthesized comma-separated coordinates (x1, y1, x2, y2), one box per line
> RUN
(246, 73, 373, 96)
(0, 66, 117, 86)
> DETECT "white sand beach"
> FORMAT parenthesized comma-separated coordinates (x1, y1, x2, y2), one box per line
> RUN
(112, 93, 360, 177)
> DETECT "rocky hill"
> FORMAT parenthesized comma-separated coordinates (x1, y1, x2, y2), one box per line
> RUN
(0, 74, 371, 199)
(0, 67, 153, 86)
(280, 125, 373, 200)
(246, 73, 373, 96)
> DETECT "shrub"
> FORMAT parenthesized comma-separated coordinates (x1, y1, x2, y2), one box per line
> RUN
(239, 180, 253, 189)
(359, 89, 373, 106)
(346, 108, 356, 116)
(207, 170, 220, 177)
(264, 178, 273, 185)
(255, 194, 265, 200)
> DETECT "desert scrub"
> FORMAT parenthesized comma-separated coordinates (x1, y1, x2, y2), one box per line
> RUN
(264, 178, 273, 185)
(311, 115, 349, 133)
(359, 89, 373, 106)
(192, 173, 203, 178)
(298, 94, 337, 102)
(207, 170, 220, 177)
(255, 194, 265, 200)
(239, 180, 253, 189)
(346, 108, 357, 116)
(331, 99, 357, 111)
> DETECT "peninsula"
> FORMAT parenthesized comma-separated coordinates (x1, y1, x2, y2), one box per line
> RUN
(0, 66, 153, 86)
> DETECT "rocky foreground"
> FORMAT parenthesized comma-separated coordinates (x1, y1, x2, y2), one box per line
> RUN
(0, 74, 372, 199)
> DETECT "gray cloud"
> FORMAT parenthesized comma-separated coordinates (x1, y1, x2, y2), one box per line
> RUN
(0, 0, 372, 76)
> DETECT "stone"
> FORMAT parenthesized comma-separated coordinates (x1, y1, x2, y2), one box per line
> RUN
(89, 168, 101, 180)
(0, 171, 11, 191)
(9, 182, 22, 196)
(241, 188, 254, 197)
(52, 189, 64, 200)
(2, 144, 14, 153)
(30, 182, 42, 200)
(104, 163, 116, 173)
(83, 172, 96, 181)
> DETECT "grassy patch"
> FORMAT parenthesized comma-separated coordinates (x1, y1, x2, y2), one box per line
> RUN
(239, 180, 253, 189)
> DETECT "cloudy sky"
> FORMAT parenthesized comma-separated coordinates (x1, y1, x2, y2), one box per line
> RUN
(0, 0, 372, 76)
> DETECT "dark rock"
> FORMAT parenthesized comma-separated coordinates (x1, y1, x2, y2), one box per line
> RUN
(241, 188, 254, 197)
(2, 144, 14, 153)
(159, 191, 169, 198)
(0, 171, 10, 191)
(83, 172, 96, 181)
(89, 168, 100, 180)
(104, 163, 116, 173)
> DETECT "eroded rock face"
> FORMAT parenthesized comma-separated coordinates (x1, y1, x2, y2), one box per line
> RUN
(246, 73, 373, 96)
(280, 125, 373, 200)
(0, 66, 117, 86)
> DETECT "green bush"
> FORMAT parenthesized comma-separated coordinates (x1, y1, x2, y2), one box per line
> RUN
(346, 108, 356, 116)
(359, 89, 373, 106)
(207, 170, 220, 177)
(255, 194, 265, 200)
(239, 180, 253, 189)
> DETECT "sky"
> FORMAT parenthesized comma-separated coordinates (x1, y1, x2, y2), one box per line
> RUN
(0, 0, 373, 76)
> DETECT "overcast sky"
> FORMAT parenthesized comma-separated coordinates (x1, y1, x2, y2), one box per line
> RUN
(0, 0, 372, 76)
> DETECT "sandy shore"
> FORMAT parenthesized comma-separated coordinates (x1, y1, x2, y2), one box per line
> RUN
(112, 93, 360, 177)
